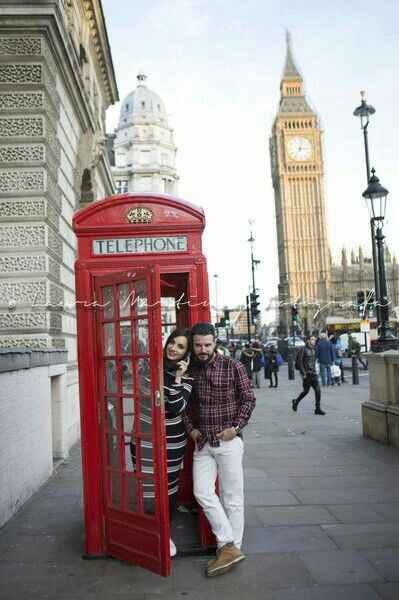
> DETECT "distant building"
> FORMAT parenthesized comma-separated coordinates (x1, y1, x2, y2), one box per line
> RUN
(110, 73, 179, 195)
(228, 307, 255, 338)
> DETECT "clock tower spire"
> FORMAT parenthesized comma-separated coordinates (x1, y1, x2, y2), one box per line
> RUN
(269, 34, 331, 334)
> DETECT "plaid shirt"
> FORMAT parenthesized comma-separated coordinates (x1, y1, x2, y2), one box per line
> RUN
(183, 353, 256, 450)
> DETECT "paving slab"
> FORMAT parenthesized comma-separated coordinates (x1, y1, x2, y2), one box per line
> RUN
(283, 475, 399, 491)
(294, 487, 399, 505)
(321, 522, 399, 550)
(270, 583, 381, 600)
(297, 549, 382, 584)
(244, 477, 292, 491)
(0, 561, 107, 600)
(255, 505, 337, 526)
(246, 490, 300, 506)
(326, 504, 386, 524)
(373, 503, 399, 522)
(243, 525, 337, 554)
(371, 582, 399, 599)
(360, 548, 399, 581)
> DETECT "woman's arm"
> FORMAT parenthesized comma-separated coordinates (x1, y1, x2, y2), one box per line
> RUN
(164, 376, 192, 416)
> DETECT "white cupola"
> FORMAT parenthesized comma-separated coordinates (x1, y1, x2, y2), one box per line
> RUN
(111, 73, 179, 195)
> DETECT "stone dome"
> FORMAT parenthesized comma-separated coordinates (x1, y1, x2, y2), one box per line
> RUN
(118, 73, 167, 128)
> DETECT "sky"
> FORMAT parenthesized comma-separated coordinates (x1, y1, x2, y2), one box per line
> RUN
(102, 0, 399, 322)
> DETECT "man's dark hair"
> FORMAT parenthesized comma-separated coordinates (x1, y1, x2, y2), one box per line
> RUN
(191, 322, 216, 339)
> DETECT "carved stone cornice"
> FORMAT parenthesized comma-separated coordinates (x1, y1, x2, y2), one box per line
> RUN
(0, 1, 119, 129)
(81, 0, 118, 105)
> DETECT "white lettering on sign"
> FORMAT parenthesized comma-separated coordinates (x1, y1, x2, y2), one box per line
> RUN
(92, 236, 188, 255)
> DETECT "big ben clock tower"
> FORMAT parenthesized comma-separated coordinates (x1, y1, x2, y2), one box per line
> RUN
(270, 33, 331, 334)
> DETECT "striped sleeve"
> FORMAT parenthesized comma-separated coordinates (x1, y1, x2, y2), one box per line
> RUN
(164, 377, 193, 416)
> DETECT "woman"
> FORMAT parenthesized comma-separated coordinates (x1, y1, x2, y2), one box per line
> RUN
(131, 328, 192, 557)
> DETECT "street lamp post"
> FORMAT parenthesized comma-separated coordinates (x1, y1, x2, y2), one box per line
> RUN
(213, 273, 219, 335)
(353, 91, 380, 326)
(362, 170, 399, 351)
(248, 224, 261, 334)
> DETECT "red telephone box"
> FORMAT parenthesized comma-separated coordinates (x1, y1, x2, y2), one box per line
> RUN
(73, 193, 212, 577)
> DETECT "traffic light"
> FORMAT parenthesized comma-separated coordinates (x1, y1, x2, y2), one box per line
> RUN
(291, 304, 299, 322)
(356, 290, 365, 317)
(366, 290, 375, 317)
(250, 292, 260, 323)
(223, 309, 230, 327)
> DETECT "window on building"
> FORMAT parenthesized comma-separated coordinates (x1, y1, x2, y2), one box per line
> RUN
(116, 180, 128, 194)
(141, 101, 145, 109)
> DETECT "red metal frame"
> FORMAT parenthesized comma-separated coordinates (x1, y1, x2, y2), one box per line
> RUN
(73, 194, 212, 577)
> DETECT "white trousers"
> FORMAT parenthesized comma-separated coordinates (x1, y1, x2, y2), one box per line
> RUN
(193, 437, 244, 549)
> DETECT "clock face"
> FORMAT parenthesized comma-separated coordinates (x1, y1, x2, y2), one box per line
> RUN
(287, 136, 312, 161)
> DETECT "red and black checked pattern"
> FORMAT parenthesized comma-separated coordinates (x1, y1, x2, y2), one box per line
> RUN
(184, 353, 256, 450)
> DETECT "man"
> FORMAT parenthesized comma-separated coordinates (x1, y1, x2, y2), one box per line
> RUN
(348, 334, 368, 370)
(292, 335, 326, 415)
(184, 322, 256, 577)
(316, 331, 335, 386)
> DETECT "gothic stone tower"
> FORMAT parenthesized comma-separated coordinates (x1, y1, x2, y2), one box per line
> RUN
(270, 34, 331, 334)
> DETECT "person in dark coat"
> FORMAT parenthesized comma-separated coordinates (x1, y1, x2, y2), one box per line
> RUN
(267, 347, 279, 388)
(293, 335, 325, 415)
(251, 341, 263, 388)
(239, 343, 254, 386)
(316, 332, 335, 386)
(263, 346, 271, 381)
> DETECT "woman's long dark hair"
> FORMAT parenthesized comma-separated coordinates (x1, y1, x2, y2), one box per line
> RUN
(163, 328, 191, 372)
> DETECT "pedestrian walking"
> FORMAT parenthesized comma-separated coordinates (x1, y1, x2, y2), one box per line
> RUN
(292, 335, 326, 415)
(183, 322, 256, 577)
(239, 343, 254, 386)
(348, 334, 368, 369)
(316, 331, 334, 386)
(251, 341, 263, 388)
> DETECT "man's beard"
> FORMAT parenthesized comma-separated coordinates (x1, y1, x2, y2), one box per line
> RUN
(193, 351, 215, 365)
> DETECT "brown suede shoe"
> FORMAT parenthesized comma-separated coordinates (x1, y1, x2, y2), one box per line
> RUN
(206, 543, 245, 577)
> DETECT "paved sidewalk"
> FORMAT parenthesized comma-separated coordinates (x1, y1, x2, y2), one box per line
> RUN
(1, 369, 399, 599)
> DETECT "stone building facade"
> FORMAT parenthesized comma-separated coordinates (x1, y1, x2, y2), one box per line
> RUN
(329, 247, 399, 321)
(0, 1, 118, 450)
(109, 73, 179, 195)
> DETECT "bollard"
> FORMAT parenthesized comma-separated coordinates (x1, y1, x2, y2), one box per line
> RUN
(287, 349, 295, 380)
(352, 355, 359, 385)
